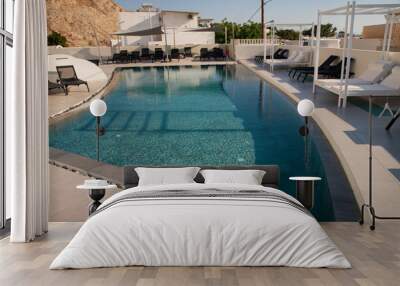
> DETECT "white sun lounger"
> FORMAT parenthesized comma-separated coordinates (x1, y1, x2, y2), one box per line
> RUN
(264, 50, 311, 68)
(316, 61, 393, 88)
(323, 66, 400, 106)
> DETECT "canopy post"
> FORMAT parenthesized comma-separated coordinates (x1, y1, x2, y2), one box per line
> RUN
(271, 22, 275, 72)
(163, 24, 169, 61)
(311, 23, 315, 48)
(382, 15, 390, 60)
(339, 2, 350, 107)
(312, 12, 322, 94)
(342, 1, 356, 108)
(387, 13, 394, 56)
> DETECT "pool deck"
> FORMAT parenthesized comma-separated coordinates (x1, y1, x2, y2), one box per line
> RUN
(239, 59, 400, 219)
(48, 59, 236, 118)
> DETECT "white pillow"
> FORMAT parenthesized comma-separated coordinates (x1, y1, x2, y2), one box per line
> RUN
(135, 167, 200, 186)
(200, 169, 266, 185)
(359, 63, 387, 83)
(293, 51, 309, 63)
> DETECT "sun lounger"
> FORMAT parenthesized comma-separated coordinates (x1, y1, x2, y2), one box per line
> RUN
(129, 51, 140, 63)
(264, 50, 311, 68)
(289, 55, 339, 79)
(200, 48, 209, 61)
(154, 48, 165, 62)
(171, 48, 180, 60)
(140, 48, 153, 62)
(48, 80, 66, 95)
(299, 58, 354, 83)
(316, 60, 393, 88)
(184, 47, 192, 57)
(56, 65, 89, 96)
(321, 66, 400, 107)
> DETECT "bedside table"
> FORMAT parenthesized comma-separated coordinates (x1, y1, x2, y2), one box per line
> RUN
(289, 177, 321, 210)
(77, 182, 117, 215)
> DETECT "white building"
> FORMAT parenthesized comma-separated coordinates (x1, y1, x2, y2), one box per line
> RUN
(115, 4, 215, 47)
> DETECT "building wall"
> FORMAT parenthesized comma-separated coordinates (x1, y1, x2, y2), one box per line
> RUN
(116, 11, 214, 46)
(161, 11, 198, 29)
(363, 23, 400, 51)
(118, 11, 161, 46)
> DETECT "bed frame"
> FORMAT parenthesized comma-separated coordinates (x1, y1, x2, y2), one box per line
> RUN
(123, 165, 280, 189)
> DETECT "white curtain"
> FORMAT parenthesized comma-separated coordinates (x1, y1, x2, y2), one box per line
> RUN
(9, 0, 49, 242)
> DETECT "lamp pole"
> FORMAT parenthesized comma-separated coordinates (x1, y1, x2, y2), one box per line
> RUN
(96, 116, 101, 161)
(90, 99, 107, 162)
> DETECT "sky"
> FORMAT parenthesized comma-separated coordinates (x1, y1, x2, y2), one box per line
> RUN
(115, 0, 396, 34)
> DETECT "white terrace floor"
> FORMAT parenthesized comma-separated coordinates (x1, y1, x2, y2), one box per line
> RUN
(239, 59, 400, 218)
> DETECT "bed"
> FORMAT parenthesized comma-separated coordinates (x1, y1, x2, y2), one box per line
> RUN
(50, 166, 350, 269)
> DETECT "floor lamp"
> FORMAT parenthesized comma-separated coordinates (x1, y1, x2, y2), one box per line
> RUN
(90, 99, 107, 161)
(359, 96, 400, 230)
(297, 99, 315, 166)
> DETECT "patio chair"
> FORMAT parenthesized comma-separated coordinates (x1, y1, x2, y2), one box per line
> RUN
(56, 65, 89, 96)
(154, 48, 165, 61)
(289, 55, 339, 79)
(129, 51, 140, 63)
(119, 50, 129, 63)
(184, 47, 192, 57)
(212, 48, 225, 61)
(140, 48, 153, 62)
(200, 48, 209, 61)
(48, 80, 67, 95)
(171, 48, 180, 60)
(107, 53, 120, 64)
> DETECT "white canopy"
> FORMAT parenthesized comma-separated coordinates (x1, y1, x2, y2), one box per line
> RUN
(313, 1, 400, 107)
(263, 21, 315, 71)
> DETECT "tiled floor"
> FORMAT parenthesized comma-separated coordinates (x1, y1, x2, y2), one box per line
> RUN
(1, 221, 400, 286)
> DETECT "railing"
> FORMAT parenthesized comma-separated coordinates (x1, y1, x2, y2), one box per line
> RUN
(234, 39, 276, 45)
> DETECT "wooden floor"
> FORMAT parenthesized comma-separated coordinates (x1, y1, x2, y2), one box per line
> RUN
(1, 222, 400, 286)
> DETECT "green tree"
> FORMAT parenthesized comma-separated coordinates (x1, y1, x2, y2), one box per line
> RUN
(213, 19, 261, 44)
(275, 29, 300, 40)
(303, 23, 338, 38)
(47, 31, 67, 47)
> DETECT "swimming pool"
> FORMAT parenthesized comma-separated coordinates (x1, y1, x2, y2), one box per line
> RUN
(49, 64, 359, 221)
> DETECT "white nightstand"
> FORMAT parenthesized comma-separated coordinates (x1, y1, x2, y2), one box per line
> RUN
(77, 181, 117, 215)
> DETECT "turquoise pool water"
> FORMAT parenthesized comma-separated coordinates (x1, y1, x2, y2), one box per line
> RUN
(50, 64, 358, 221)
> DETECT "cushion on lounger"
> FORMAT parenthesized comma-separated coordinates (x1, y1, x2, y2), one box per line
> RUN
(287, 50, 300, 61)
(359, 62, 391, 83)
(293, 51, 310, 63)
(200, 169, 266, 185)
(135, 167, 200, 186)
(381, 66, 400, 90)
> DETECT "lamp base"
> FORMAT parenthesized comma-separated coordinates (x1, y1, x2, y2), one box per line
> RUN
(298, 126, 309, 136)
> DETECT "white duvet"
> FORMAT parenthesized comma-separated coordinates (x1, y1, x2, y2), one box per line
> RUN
(50, 183, 351, 269)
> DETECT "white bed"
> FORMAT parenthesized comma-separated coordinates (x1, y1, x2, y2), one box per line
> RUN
(50, 183, 350, 269)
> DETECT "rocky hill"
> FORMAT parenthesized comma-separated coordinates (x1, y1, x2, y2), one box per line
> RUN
(46, 0, 125, 47)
